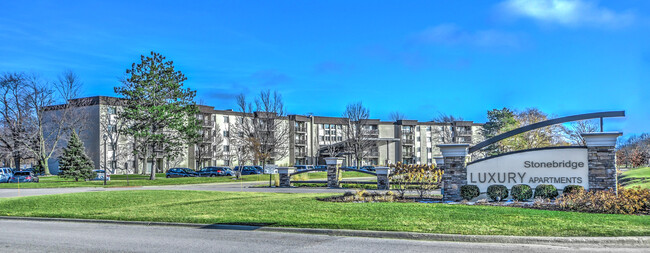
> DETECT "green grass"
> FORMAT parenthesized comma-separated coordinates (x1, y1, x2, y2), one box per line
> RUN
(620, 167, 650, 189)
(0, 171, 373, 189)
(0, 190, 647, 237)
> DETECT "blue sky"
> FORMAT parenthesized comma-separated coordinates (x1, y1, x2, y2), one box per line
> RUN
(1, 0, 648, 137)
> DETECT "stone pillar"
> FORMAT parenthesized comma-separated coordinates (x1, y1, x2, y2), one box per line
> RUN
(325, 157, 344, 188)
(278, 167, 294, 188)
(437, 144, 469, 202)
(582, 132, 622, 192)
(375, 167, 391, 190)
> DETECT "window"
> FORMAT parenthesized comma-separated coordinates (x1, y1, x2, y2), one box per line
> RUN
(223, 131, 229, 137)
(107, 107, 116, 115)
(337, 136, 342, 141)
(427, 147, 432, 153)
(107, 124, 116, 133)
(223, 145, 229, 152)
(223, 116, 229, 123)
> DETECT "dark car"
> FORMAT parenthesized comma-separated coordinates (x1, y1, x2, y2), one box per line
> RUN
(314, 165, 327, 171)
(9, 171, 39, 183)
(233, 166, 262, 175)
(360, 166, 376, 171)
(253, 166, 263, 174)
(197, 167, 233, 177)
(165, 168, 198, 178)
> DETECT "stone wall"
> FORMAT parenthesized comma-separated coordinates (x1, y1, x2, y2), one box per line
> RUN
(587, 146, 617, 192)
(442, 156, 467, 201)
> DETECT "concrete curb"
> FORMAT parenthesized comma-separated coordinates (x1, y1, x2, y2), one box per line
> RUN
(1, 216, 648, 247)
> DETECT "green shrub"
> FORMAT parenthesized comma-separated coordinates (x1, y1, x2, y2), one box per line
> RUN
(511, 184, 533, 201)
(562, 185, 584, 195)
(534, 184, 559, 199)
(460, 185, 480, 200)
(487, 185, 508, 201)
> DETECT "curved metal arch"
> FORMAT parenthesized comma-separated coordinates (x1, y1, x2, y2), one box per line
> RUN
(469, 111, 625, 154)
(339, 168, 377, 176)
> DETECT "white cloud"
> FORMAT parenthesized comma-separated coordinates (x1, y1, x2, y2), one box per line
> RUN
(499, 0, 634, 27)
(416, 24, 521, 48)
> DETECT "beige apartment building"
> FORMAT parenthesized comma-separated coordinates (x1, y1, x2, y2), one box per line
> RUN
(46, 96, 484, 175)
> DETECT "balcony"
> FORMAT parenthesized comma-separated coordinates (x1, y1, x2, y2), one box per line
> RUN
(367, 151, 379, 157)
(202, 120, 213, 128)
(402, 138, 415, 145)
(295, 127, 307, 133)
(364, 129, 379, 136)
(402, 151, 414, 157)
(295, 151, 307, 157)
(295, 139, 307, 145)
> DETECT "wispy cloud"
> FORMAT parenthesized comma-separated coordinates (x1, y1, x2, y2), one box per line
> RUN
(414, 24, 522, 48)
(498, 0, 634, 28)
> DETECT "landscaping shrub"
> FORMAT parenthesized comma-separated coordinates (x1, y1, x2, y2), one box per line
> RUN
(557, 187, 650, 215)
(534, 184, 559, 199)
(389, 162, 443, 198)
(487, 185, 508, 201)
(460, 185, 480, 200)
(511, 184, 533, 201)
(562, 185, 584, 195)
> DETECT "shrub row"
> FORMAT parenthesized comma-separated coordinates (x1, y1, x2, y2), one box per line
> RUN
(460, 184, 584, 201)
(557, 187, 650, 215)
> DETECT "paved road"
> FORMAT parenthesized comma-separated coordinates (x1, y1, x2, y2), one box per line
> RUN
(0, 178, 421, 198)
(0, 219, 644, 253)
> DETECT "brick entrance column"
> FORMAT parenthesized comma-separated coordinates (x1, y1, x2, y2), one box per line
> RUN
(582, 132, 622, 192)
(437, 144, 469, 202)
(324, 157, 344, 188)
(278, 167, 294, 187)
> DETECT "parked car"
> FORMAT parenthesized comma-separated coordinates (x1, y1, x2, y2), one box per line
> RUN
(233, 166, 262, 175)
(9, 171, 39, 183)
(253, 166, 263, 174)
(197, 167, 233, 177)
(92, 170, 110, 181)
(295, 165, 315, 172)
(314, 165, 327, 170)
(360, 166, 376, 171)
(0, 167, 13, 183)
(165, 168, 198, 178)
(340, 166, 357, 170)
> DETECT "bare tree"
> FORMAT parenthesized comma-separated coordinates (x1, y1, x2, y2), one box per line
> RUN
(342, 102, 373, 169)
(563, 119, 599, 146)
(99, 105, 133, 174)
(233, 90, 289, 173)
(192, 119, 224, 169)
(22, 71, 89, 175)
(389, 111, 405, 121)
(0, 72, 32, 170)
(431, 113, 462, 144)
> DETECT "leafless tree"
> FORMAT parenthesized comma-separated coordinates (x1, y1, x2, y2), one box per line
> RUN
(431, 113, 462, 144)
(342, 102, 373, 169)
(0, 72, 32, 170)
(3, 71, 90, 175)
(389, 111, 405, 121)
(563, 119, 599, 146)
(99, 105, 133, 174)
(193, 120, 225, 169)
(233, 90, 289, 173)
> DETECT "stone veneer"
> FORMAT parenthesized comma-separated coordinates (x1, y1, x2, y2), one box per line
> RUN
(583, 132, 622, 193)
(278, 167, 294, 187)
(375, 167, 390, 190)
(438, 144, 469, 202)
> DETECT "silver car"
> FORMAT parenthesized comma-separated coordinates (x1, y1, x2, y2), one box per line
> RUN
(0, 167, 13, 183)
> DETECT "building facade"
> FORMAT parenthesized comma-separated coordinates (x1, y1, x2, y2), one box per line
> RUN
(46, 96, 484, 174)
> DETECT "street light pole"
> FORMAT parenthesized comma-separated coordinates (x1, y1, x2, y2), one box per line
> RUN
(103, 134, 107, 186)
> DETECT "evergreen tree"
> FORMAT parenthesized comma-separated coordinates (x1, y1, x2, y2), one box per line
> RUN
(58, 131, 96, 181)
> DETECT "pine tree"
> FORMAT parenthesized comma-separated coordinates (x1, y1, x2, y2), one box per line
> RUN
(58, 131, 96, 181)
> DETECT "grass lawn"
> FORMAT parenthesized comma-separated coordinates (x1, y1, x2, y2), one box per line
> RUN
(0, 171, 372, 189)
(0, 190, 648, 237)
(620, 167, 650, 189)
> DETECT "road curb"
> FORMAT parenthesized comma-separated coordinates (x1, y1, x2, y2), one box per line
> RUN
(1, 216, 648, 247)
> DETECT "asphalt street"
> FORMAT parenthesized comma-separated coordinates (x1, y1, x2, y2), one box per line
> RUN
(0, 219, 644, 253)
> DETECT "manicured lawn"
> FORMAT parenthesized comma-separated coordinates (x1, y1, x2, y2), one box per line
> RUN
(0, 171, 372, 189)
(0, 190, 648, 236)
(620, 167, 650, 189)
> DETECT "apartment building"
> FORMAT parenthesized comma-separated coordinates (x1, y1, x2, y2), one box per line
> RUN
(45, 96, 484, 174)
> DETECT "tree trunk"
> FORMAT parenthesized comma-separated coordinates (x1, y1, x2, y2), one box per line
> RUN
(41, 157, 51, 175)
(149, 154, 156, 180)
(13, 153, 20, 171)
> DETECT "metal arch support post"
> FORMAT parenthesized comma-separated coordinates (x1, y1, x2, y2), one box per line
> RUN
(469, 111, 625, 154)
